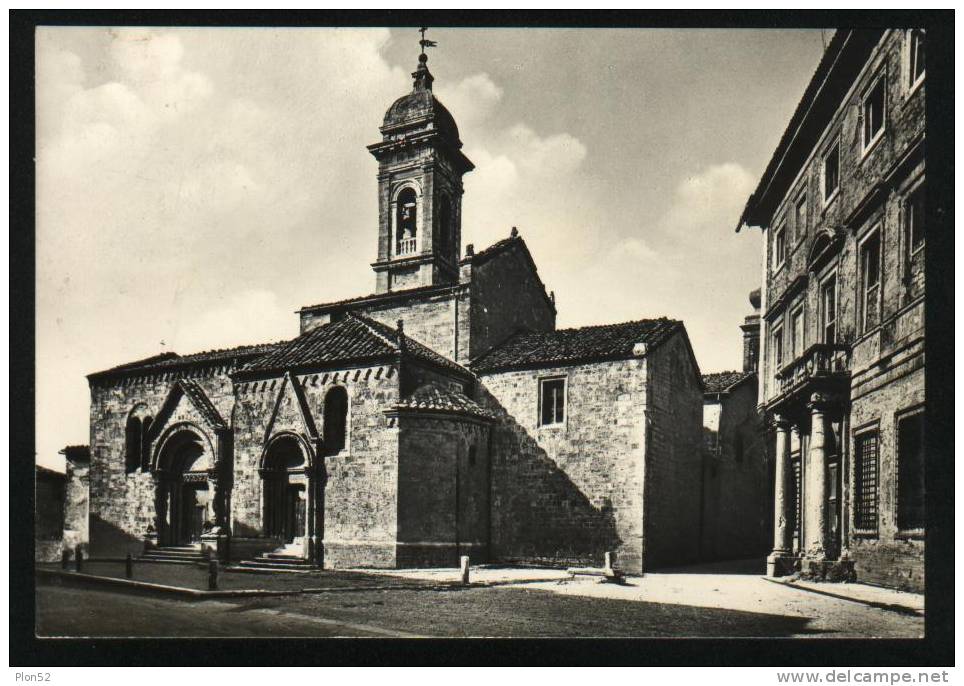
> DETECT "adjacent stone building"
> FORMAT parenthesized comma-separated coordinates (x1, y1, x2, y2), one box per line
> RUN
(698, 291, 770, 563)
(83, 45, 707, 574)
(34, 446, 90, 562)
(737, 29, 926, 590)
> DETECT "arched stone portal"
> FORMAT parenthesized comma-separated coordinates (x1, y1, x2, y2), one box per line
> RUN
(261, 435, 309, 548)
(154, 427, 214, 546)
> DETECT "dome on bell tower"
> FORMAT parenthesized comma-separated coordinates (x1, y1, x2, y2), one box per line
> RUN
(381, 53, 460, 143)
(367, 30, 475, 295)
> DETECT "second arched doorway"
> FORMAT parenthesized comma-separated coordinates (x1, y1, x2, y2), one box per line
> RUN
(262, 435, 309, 545)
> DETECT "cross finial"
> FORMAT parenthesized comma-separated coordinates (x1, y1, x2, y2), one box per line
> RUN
(418, 26, 437, 57)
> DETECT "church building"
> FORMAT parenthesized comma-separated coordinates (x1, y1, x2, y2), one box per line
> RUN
(84, 43, 705, 575)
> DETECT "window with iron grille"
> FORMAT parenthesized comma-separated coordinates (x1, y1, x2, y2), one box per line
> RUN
(539, 377, 566, 426)
(854, 430, 879, 532)
(897, 410, 925, 531)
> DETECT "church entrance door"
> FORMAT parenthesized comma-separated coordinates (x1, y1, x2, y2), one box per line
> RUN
(155, 427, 214, 548)
(262, 435, 309, 550)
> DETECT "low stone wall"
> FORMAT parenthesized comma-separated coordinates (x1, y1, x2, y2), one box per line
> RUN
(35, 538, 63, 563)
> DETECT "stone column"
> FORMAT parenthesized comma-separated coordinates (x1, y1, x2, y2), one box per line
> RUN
(803, 393, 831, 562)
(767, 414, 793, 576)
(305, 465, 315, 562)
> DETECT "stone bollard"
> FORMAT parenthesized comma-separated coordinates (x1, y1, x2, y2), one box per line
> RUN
(460, 555, 470, 585)
(74, 545, 83, 572)
(61, 549, 70, 570)
(208, 559, 219, 591)
(604, 551, 615, 573)
(125, 553, 134, 579)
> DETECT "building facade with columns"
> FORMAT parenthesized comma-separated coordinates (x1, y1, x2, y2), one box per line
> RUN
(737, 29, 926, 591)
(82, 45, 706, 575)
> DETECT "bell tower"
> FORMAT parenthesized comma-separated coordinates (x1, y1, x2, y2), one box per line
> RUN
(367, 30, 474, 294)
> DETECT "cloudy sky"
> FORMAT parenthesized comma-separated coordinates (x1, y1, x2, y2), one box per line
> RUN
(36, 26, 826, 469)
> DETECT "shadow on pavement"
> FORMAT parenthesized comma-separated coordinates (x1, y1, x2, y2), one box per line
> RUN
(653, 557, 767, 575)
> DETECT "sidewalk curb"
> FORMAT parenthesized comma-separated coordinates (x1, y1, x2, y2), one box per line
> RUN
(762, 576, 924, 616)
(36, 567, 553, 599)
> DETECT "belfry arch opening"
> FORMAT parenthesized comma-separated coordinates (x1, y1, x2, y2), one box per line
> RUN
(396, 187, 418, 255)
(262, 435, 308, 544)
(154, 427, 213, 546)
(438, 194, 453, 260)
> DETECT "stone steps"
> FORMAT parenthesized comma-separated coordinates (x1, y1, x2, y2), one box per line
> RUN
(139, 546, 208, 565)
(233, 545, 318, 573)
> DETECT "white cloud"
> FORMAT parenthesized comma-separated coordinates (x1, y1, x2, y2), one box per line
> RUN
(506, 124, 587, 177)
(436, 72, 503, 129)
(664, 162, 755, 229)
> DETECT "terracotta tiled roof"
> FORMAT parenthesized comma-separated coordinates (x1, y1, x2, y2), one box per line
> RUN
(702, 370, 755, 395)
(299, 282, 461, 315)
(392, 383, 494, 420)
(472, 318, 682, 373)
(36, 465, 66, 479)
(89, 342, 283, 380)
(460, 234, 519, 266)
(239, 312, 470, 377)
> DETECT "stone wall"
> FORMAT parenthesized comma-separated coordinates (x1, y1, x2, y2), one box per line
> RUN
(848, 363, 924, 592)
(700, 380, 770, 561)
(63, 457, 90, 552)
(642, 332, 704, 570)
(88, 368, 235, 557)
(479, 358, 647, 572)
(301, 287, 469, 363)
(396, 415, 490, 566)
(232, 363, 402, 568)
(468, 242, 555, 360)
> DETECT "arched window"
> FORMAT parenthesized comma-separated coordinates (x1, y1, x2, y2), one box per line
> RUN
(438, 195, 452, 258)
(323, 386, 349, 455)
(396, 187, 417, 255)
(125, 416, 142, 473)
(140, 416, 153, 471)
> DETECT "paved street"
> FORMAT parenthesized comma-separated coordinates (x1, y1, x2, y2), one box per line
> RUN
(37, 564, 923, 638)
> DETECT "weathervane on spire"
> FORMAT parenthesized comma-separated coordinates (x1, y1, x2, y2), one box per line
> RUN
(419, 27, 437, 57)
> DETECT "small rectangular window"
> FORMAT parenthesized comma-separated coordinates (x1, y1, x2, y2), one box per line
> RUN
(821, 275, 837, 344)
(794, 192, 807, 242)
(862, 74, 886, 151)
(773, 222, 787, 269)
(906, 184, 925, 256)
(861, 230, 882, 332)
(772, 326, 784, 371)
(897, 410, 925, 531)
(539, 378, 565, 426)
(854, 429, 880, 533)
(909, 29, 925, 87)
(791, 306, 805, 359)
(823, 143, 840, 202)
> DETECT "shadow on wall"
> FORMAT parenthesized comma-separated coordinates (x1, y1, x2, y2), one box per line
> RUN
(89, 514, 145, 558)
(477, 385, 622, 569)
